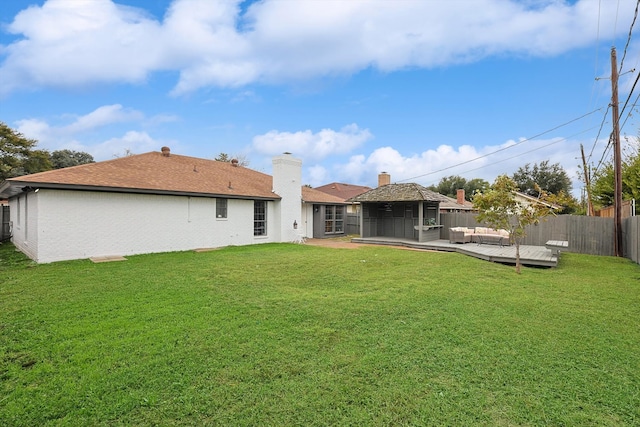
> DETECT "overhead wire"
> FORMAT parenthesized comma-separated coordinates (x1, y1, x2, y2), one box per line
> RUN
(619, 71, 640, 130)
(589, 0, 603, 110)
(586, 105, 611, 164)
(618, 0, 639, 73)
(620, 89, 640, 134)
(426, 125, 602, 185)
(589, 0, 638, 175)
(397, 108, 604, 183)
(594, 134, 614, 175)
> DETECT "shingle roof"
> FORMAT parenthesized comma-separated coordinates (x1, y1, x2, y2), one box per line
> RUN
(1, 150, 279, 199)
(314, 182, 372, 201)
(302, 186, 348, 204)
(439, 194, 475, 210)
(348, 183, 450, 203)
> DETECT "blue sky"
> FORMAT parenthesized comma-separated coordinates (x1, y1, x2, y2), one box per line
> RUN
(1, 0, 639, 196)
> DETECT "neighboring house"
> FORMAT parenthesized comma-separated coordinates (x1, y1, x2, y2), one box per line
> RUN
(314, 182, 372, 214)
(301, 187, 349, 238)
(439, 189, 475, 213)
(513, 191, 562, 211)
(0, 148, 318, 263)
(349, 173, 450, 243)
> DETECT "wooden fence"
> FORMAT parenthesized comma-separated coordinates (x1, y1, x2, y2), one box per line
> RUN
(346, 213, 360, 236)
(441, 213, 639, 262)
(625, 216, 640, 264)
(595, 200, 635, 218)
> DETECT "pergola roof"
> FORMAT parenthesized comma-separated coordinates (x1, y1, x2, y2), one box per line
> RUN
(348, 183, 450, 203)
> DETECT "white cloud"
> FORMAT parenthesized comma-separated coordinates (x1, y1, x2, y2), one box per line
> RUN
(1, 0, 164, 94)
(252, 123, 373, 162)
(15, 119, 51, 145)
(1, 0, 635, 95)
(12, 104, 170, 160)
(15, 104, 143, 146)
(63, 104, 143, 133)
(332, 136, 589, 196)
(87, 130, 165, 160)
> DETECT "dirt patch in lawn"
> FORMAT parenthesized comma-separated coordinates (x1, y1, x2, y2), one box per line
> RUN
(304, 237, 427, 251)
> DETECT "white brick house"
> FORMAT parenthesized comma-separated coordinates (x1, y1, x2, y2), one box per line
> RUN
(0, 148, 344, 263)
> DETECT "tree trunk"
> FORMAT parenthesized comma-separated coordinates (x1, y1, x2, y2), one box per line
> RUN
(515, 240, 521, 274)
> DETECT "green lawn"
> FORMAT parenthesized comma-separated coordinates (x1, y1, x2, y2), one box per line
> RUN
(1, 242, 639, 426)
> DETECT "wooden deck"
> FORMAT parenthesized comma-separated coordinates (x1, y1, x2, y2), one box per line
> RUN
(351, 237, 559, 267)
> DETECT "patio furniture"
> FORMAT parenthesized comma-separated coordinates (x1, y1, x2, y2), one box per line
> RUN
(545, 240, 568, 255)
(477, 234, 507, 246)
(449, 227, 474, 243)
(449, 226, 511, 245)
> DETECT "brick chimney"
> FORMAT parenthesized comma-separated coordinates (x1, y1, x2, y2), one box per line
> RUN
(161, 146, 170, 157)
(378, 172, 391, 187)
(457, 189, 465, 205)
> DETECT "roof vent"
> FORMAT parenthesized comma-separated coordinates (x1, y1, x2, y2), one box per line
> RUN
(231, 159, 239, 167)
(161, 146, 170, 157)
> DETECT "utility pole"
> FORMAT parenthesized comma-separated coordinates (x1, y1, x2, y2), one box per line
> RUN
(610, 47, 623, 257)
(580, 144, 594, 216)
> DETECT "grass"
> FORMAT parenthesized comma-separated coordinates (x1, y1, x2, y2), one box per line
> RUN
(1, 242, 639, 426)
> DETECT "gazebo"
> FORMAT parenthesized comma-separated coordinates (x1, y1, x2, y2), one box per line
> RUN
(349, 183, 450, 243)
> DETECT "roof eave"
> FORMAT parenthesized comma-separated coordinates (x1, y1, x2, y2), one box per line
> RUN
(0, 181, 281, 201)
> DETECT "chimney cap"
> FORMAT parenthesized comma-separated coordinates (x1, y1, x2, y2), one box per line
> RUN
(161, 146, 170, 157)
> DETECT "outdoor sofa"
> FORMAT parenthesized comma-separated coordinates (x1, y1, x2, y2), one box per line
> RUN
(449, 226, 511, 246)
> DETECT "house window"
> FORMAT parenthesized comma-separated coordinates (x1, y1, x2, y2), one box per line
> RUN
(254, 201, 267, 236)
(216, 198, 227, 219)
(424, 204, 438, 225)
(324, 205, 344, 233)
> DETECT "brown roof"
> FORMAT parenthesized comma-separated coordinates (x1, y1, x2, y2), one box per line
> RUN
(348, 183, 450, 203)
(314, 182, 372, 201)
(302, 186, 348, 204)
(1, 150, 279, 200)
(439, 194, 475, 210)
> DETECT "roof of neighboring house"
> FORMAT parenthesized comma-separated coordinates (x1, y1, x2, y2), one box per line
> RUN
(348, 183, 451, 203)
(302, 187, 348, 204)
(314, 182, 372, 201)
(439, 195, 475, 211)
(0, 150, 279, 200)
(514, 191, 562, 210)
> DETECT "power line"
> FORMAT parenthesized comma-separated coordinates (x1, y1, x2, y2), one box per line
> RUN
(613, 0, 621, 40)
(398, 107, 604, 183)
(586, 105, 611, 164)
(593, 134, 613, 175)
(618, 0, 640, 73)
(426, 125, 601, 184)
(618, 70, 640, 129)
(589, 0, 603, 110)
(620, 88, 640, 131)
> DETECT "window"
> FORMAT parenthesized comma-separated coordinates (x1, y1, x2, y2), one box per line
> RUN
(254, 201, 267, 236)
(216, 198, 227, 219)
(424, 203, 438, 225)
(324, 205, 344, 233)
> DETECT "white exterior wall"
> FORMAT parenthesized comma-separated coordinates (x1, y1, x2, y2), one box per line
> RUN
(18, 189, 279, 263)
(10, 191, 39, 261)
(272, 154, 302, 242)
